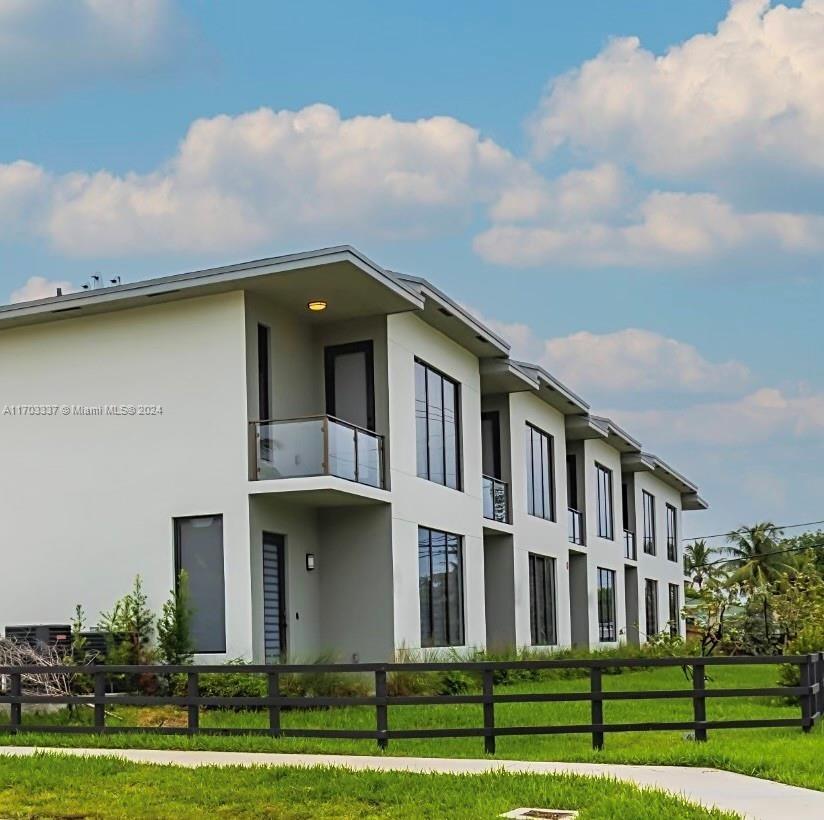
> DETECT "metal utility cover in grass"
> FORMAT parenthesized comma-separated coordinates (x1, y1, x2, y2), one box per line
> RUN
(500, 810, 579, 819)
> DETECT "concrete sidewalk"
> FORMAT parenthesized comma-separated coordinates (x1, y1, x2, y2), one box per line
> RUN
(1, 745, 822, 820)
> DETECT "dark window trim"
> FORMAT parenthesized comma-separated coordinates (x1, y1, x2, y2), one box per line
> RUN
(595, 462, 614, 540)
(525, 422, 556, 522)
(528, 552, 558, 646)
(257, 324, 271, 421)
(174, 514, 226, 655)
(668, 583, 681, 637)
(597, 567, 617, 642)
(418, 525, 466, 648)
(415, 358, 463, 491)
(645, 578, 659, 637)
(666, 503, 678, 562)
(642, 490, 656, 555)
(566, 453, 578, 511)
(324, 340, 376, 431)
(481, 410, 502, 479)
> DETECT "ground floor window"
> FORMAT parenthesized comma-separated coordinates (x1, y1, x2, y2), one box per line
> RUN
(174, 515, 226, 653)
(528, 553, 558, 646)
(644, 578, 658, 637)
(668, 583, 681, 637)
(597, 567, 616, 642)
(418, 526, 464, 647)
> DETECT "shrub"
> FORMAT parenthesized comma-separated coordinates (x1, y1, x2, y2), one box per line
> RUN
(157, 571, 194, 666)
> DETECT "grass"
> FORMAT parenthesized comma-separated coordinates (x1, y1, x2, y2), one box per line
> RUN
(0, 753, 738, 819)
(2, 664, 821, 791)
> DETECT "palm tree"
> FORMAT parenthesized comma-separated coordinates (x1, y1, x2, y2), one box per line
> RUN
(724, 522, 791, 644)
(684, 539, 714, 589)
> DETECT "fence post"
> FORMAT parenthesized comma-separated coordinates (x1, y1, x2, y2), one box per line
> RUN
(187, 671, 199, 734)
(800, 656, 813, 733)
(375, 668, 388, 751)
(590, 666, 604, 750)
(93, 669, 106, 730)
(9, 673, 21, 733)
(268, 671, 281, 737)
(692, 661, 707, 742)
(483, 668, 495, 755)
(818, 653, 824, 724)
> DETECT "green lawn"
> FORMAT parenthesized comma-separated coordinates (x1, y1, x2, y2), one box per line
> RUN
(0, 753, 737, 819)
(2, 664, 820, 792)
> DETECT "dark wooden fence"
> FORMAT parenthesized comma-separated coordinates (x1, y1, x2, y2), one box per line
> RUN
(1, 653, 822, 753)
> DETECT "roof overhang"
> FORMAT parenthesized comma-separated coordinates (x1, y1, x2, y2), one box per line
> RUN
(480, 358, 539, 395)
(621, 451, 707, 509)
(0, 246, 424, 332)
(394, 273, 509, 359)
(505, 360, 590, 415)
(566, 413, 640, 452)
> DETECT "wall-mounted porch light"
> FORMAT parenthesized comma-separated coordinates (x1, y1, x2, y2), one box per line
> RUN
(305, 553, 316, 571)
(307, 300, 327, 312)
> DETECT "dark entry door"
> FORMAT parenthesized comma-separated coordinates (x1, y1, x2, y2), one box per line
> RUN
(324, 341, 375, 430)
(262, 533, 286, 662)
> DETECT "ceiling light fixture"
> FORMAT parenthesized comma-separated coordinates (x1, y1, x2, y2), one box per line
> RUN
(307, 300, 327, 312)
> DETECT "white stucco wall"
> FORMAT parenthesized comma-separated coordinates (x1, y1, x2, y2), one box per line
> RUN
(0, 292, 253, 659)
(386, 312, 486, 653)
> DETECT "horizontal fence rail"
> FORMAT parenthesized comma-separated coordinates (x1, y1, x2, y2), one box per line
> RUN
(1, 654, 822, 753)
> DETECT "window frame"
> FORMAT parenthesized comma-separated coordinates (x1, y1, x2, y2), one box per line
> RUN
(528, 553, 558, 646)
(642, 490, 656, 555)
(415, 359, 462, 491)
(525, 423, 556, 521)
(173, 514, 226, 655)
(595, 463, 614, 540)
(418, 525, 465, 648)
(668, 583, 681, 637)
(644, 578, 659, 637)
(666, 503, 678, 562)
(596, 567, 617, 642)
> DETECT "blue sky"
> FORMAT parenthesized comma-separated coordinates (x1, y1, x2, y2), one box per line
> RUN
(1, 0, 822, 539)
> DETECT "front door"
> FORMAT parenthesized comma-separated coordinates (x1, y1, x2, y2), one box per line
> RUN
(324, 341, 375, 430)
(262, 532, 286, 662)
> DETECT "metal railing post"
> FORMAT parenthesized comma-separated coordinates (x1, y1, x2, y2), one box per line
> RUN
(375, 669, 388, 751)
(800, 657, 813, 733)
(187, 671, 199, 734)
(268, 671, 281, 737)
(93, 669, 106, 730)
(483, 668, 496, 755)
(590, 666, 604, 750)
(9, 673, 21, 733)
(692, 661, 707, 742)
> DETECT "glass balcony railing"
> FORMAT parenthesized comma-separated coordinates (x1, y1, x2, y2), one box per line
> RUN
(252, 415, 384, 488)
(568, 507, 584, 545)
(482, 475, 509, 523)
(624, 530, 637, 560)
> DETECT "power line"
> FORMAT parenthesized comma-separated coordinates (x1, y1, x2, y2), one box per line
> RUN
(688, 538, 824, 571)
(682, 519, 824, 543)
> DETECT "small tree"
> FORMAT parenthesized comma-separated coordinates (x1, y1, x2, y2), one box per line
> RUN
(157, 570, 194, 665)
(99, 575, 156, 666)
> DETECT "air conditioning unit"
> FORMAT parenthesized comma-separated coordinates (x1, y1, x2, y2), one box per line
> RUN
(4, 624, 72, 652)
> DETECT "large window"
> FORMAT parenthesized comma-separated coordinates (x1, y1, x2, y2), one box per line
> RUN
(644, 578, 658, 637)
(415, 360, 461, 490)
(642, 490, 656, 555)
(666, 504, 678, 562)
(174, 515, 226, 653)
(418, 526, 464, 647)
(597, 567, 617, 642)
(668, 584, 681, 637)
(595, 463, 614, 539)
(528, 554, 558, 646)
(525, 424, 555, 520)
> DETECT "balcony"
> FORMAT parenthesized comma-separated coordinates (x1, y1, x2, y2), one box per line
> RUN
(568, 508, 584, 545)
(252, 415, 384, 488)
(482, 475, 510, 524)
(624, 530, 637, 561)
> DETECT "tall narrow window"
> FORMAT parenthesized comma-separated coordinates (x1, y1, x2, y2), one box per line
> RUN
(597, 567, 617, 642)
(642, 491, 656, 554)
(528, 553, 558, 646)
(415, 360, 461, 490)
(666, 504, 678, 562)
(257, 324, 271, 420)
(644, 578, 658, 637)
(566, 454, 578, 510)
(596, 463, 614, 539)
(621, 482, 629, 531)
(525, 424, 555, 520)
(418, 526, 464, 647)
(174, 515, 226, 653)
(668, 584, 681, 637)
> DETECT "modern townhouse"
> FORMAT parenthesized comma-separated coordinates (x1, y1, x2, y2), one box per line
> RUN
(0, 246, 707, 663)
